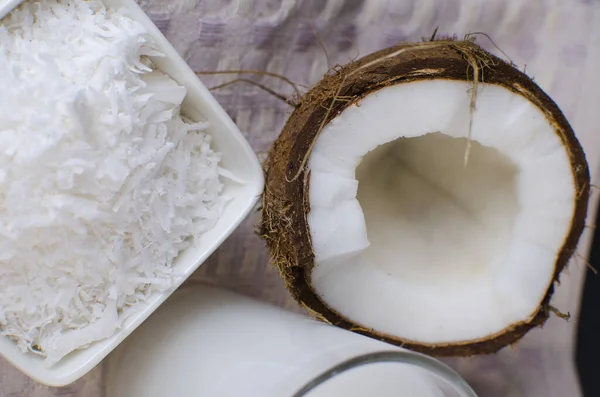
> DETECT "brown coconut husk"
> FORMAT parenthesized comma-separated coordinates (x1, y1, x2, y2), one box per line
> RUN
(259, 39, 590, 356)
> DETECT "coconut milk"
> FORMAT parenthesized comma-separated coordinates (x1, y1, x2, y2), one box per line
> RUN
(105, 285, 470, 397)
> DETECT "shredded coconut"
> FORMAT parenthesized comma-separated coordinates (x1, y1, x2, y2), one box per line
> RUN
(0, 0, 225, 364)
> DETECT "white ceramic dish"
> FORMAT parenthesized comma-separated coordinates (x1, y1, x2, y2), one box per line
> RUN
(0, 0, 264, 387)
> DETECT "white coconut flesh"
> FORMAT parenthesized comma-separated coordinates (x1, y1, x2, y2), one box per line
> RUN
(307, 79, 576, 344)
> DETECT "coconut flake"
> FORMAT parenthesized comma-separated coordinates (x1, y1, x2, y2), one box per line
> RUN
(0, 0, 226, 364)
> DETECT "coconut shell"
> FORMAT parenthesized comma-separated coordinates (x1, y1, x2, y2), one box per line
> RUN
(259, 39, 590, 356)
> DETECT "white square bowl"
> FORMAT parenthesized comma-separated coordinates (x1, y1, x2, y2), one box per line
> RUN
(0, 0, 264, 387)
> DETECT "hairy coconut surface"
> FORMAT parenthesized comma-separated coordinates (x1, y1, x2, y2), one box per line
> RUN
(260, 39, 589, 356)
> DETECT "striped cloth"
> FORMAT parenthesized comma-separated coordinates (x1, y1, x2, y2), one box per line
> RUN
(1, 1, 599, 396)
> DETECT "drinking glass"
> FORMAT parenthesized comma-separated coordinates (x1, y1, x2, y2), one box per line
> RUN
(105, 284, 477, 397)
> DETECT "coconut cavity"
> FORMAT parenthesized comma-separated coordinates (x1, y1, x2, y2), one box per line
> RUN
(357, 134, 519, 285)
(307, 79, 576, 344)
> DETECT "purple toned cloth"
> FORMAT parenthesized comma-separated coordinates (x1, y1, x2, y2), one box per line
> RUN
(1, 1, 599, 396)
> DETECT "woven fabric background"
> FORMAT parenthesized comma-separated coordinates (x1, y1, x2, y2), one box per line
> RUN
(1, 0, 600, 396)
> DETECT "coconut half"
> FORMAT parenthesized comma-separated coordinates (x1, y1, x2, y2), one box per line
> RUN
(260, 40, 589, 355)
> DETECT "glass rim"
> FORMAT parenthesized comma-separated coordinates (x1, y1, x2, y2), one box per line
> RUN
(291, 350, 478, 397)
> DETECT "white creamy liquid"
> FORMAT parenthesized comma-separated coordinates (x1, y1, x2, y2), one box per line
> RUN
(105, 285, 449, 397)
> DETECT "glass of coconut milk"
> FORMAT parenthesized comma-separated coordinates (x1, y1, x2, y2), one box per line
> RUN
(105, 284, 477, 397)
